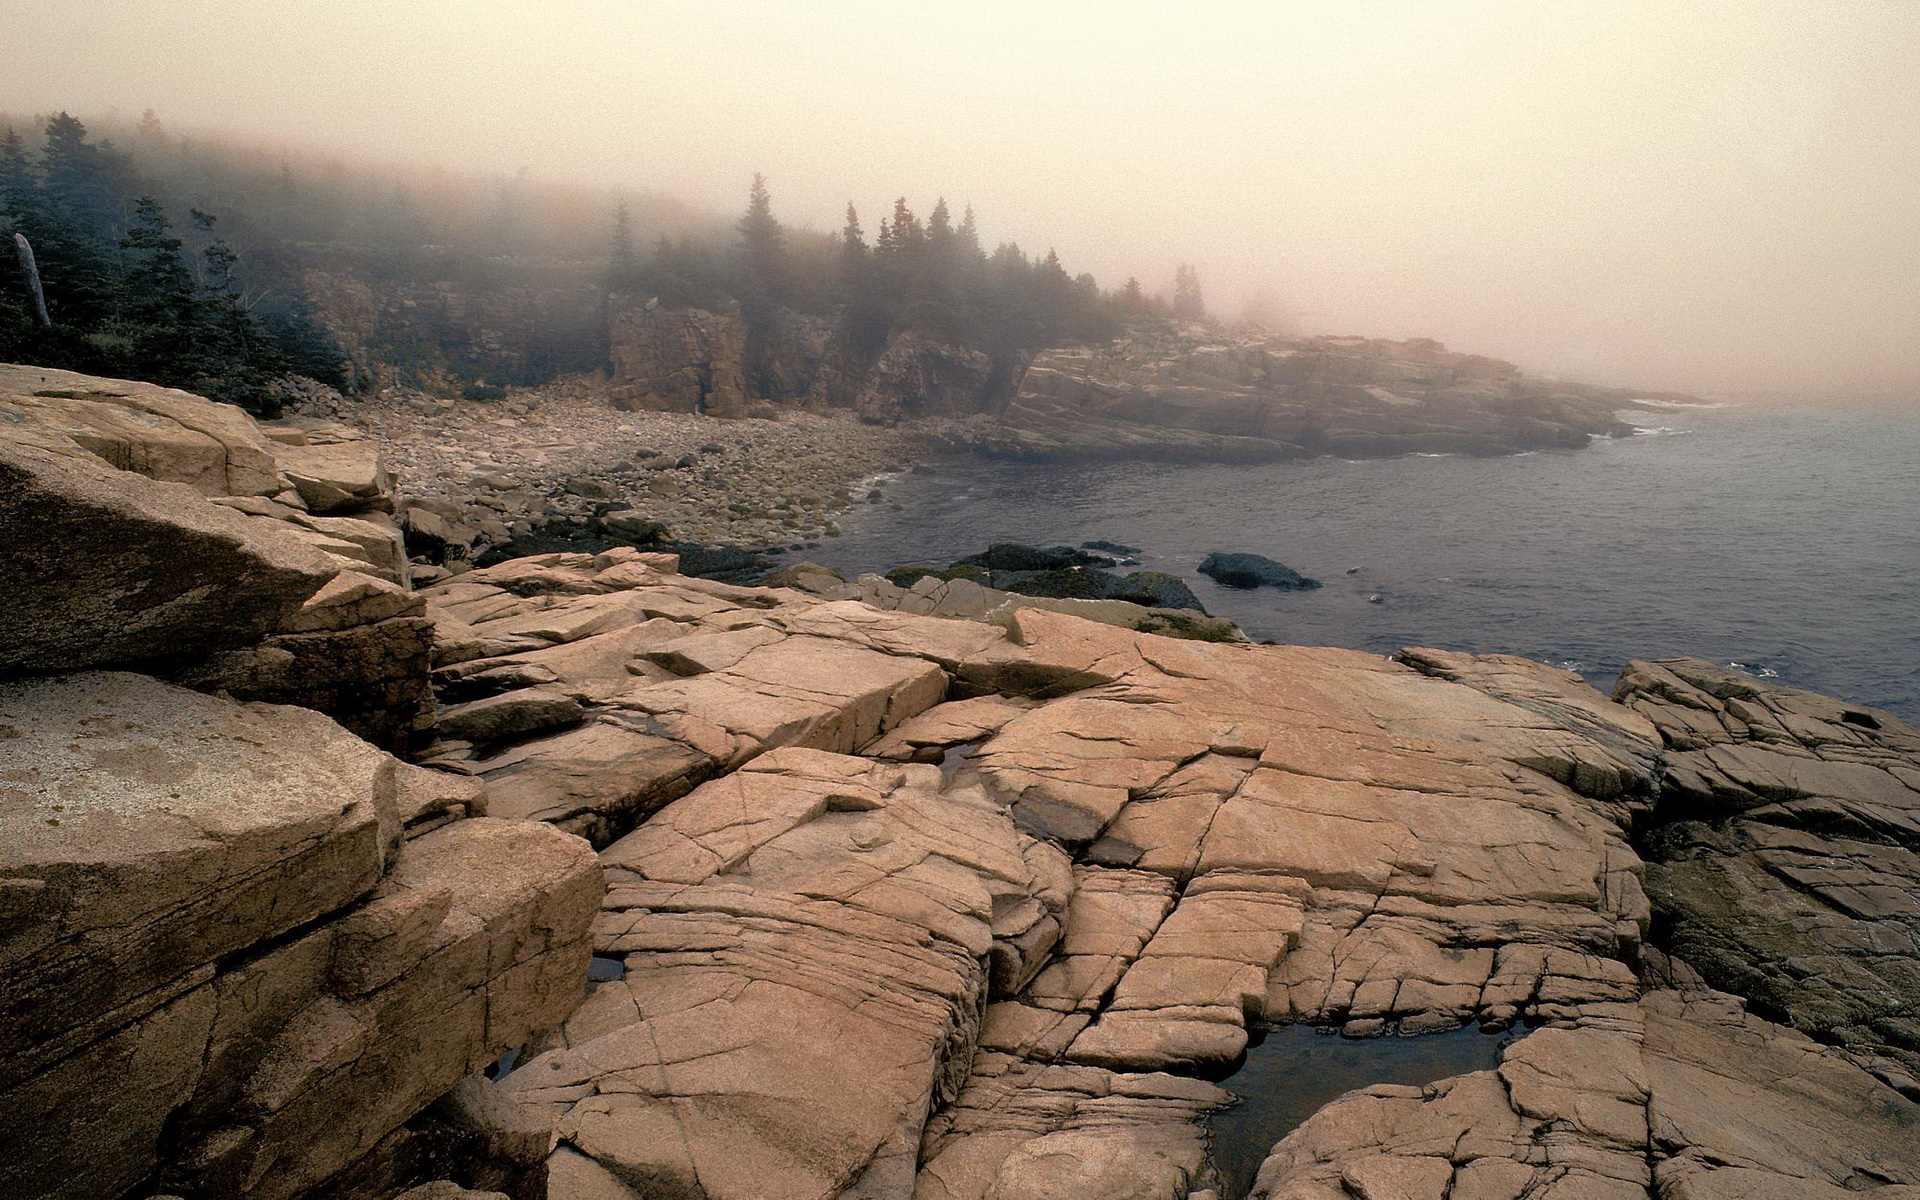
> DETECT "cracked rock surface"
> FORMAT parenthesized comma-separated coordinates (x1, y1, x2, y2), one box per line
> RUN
(419, 552, 1920, 1198)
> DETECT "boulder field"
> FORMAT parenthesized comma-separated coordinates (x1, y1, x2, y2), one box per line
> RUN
(2, 365, 1916, 1200)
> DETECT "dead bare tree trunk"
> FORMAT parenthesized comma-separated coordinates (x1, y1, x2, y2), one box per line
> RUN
(14, 232, 52, 326)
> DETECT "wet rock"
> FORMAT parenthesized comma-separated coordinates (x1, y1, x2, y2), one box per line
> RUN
(1197, 551, 1321, 590)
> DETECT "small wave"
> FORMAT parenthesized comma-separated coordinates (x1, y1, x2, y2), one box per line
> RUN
(1627, 398, 1738, 410)
(1624, 423, 1690, 436)
(1728, 661, 1782, 679)
(1411, 452, 1451, 458)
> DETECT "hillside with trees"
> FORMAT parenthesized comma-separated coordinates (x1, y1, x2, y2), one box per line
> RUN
(1, 110, 1208, 414)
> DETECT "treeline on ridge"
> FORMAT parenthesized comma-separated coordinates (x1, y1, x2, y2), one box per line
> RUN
(1, 109, 1208, 411)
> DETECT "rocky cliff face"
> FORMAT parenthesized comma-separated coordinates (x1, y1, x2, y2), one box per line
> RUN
(607, 303, 1006, 423)
(302, 266, 607, 392)
(5, 366, 1912, 1200)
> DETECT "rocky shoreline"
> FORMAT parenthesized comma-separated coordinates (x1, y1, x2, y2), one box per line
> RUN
(4, 364, 1915, 1200)
(297, 375, 929, 564)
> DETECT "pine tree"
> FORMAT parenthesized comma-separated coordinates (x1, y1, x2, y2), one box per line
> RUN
(1172, 263, 1205, 319)
(27, 114, 123, 326)
(840, 203, 866, 267)
(956, 205, 981, 258)
(736, 172, 785, 302)
(608, 201, 639, 290)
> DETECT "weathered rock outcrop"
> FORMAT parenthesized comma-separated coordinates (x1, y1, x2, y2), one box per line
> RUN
(853, 331, 998, 423)
(607, 302, 1007, 425)
(1249, 987, 1920, 1199)
(398, 552, 1918, 1198)
(608, 305, 753, 416)
(0, 672, 601, 1200)
(1615, 659, 1920, 1098)
(1, 364, 430, 747)
(5, 363, 1911, 1199)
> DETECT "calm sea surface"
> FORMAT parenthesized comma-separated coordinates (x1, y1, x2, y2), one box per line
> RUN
(796, 402, 1920, 720)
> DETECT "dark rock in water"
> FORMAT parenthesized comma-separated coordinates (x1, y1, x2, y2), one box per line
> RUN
(884, 565, 947, 588)
(1107, 571, 1203, 611)
(957, 542, 1116, 572)
(1081, 539, 1143, 555)
(1198, 552, 1322, 591)
(987, 566, 1113, 602)
(890, 546, 1208, 613)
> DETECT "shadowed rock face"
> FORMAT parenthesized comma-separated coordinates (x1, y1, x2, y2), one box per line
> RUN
(0, 439, 339, 672)
(1615, 659, 1920, 1098)
(413, 551, 1919, 1198)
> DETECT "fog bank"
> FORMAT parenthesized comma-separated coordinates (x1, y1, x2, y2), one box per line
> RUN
(5, 0, 1917, 397)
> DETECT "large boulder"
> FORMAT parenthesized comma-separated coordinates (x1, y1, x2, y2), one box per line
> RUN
(0, 440, 337, 672)
(1197, 551, 1321, 590)
(0, 672, 602, 1200)
(2, 364, 431, 745)
(0, 362, 289, 496)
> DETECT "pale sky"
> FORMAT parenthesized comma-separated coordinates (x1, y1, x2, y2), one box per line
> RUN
(5, 0, 1918, 397)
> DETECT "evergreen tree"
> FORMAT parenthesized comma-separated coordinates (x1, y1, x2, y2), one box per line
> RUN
(736, 172, 785, 303)
(25, 114, 124, 326)
(608, 201, 639, 290)
(1172, 263, 1205, 319)
(955, 205, 981, 258)
(119, 195, 195, 331)
(839, 203, 866, 271)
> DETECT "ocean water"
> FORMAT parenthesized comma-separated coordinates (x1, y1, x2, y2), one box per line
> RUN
(798, 401, 1920, 720)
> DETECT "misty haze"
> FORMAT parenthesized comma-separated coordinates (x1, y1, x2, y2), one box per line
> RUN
(2, 5, 1918, 1200)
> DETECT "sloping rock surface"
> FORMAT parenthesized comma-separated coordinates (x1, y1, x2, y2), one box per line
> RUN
(1, 363, 429, 747)
(1616, 658, 1920, 1098)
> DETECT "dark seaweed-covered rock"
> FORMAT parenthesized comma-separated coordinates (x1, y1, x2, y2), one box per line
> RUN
(660, 542, 777, 583)
(886, 545, 1207, 613)
(1198, 552, 1321, 591)
(1107, 571, 1202, 611)
(957, 542, 1115, 572)
(1081, 540, 1142, 555)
